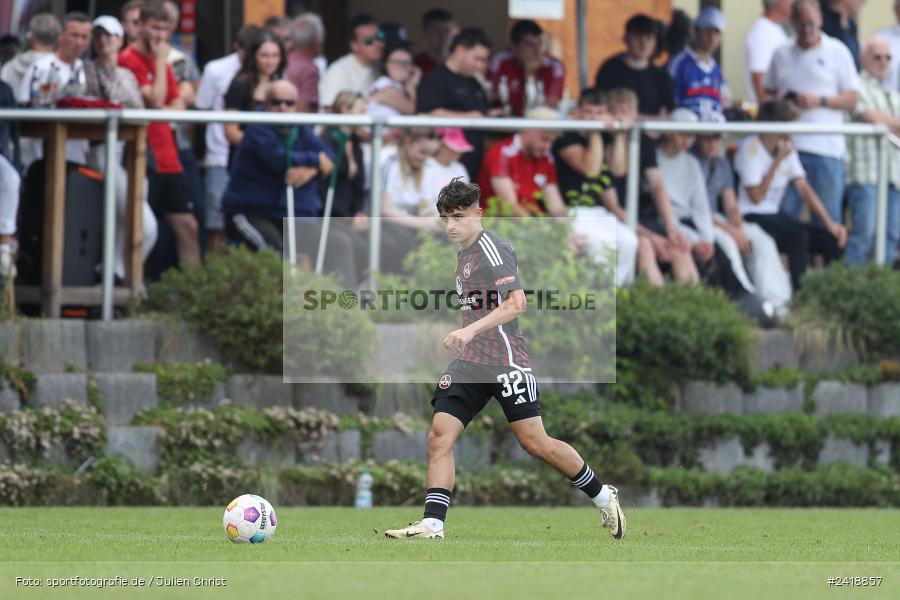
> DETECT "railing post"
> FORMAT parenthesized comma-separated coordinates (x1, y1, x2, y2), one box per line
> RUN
(875, 130, 889, 266)
(624, 124, 641, 231)
(368, 120, 385, 286)
(101, 113, 119, 320)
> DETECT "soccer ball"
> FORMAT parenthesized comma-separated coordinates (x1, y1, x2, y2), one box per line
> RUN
(223, 494, 278, 543)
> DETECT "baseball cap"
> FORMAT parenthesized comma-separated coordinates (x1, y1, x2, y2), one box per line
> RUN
(438, 128, 473, 153)
(669, 107, 699, 123)
(695, 7, 726, 32)
(92, 15, 124, 37)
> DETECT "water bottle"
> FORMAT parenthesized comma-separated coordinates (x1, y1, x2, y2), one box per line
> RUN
(354, 468, 373, 508)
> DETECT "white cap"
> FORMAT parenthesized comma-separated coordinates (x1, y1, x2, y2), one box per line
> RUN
(92, 15, 124, 37)
(669, 107, 699, 123)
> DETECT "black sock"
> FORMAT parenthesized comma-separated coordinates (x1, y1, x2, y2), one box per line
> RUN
(423, 488, 451, 522)
(569, 463, 603, 498)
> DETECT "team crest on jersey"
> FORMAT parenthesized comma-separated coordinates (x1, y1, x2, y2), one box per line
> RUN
(456, 276, 463, 296)
(439, 374, 452, 389)
(534, 173, 548, 188)
(463, 262, 472, 279)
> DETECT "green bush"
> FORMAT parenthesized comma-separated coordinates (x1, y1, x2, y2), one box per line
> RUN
(615, 282, 754, 406)
(86, 455, 164, 505)
(145, 247, 376, 378)
(0, 401, 106, 463)
(790, 263, 900, 361)
(0, 360, 36, 405)
(134, 360, 229, 407)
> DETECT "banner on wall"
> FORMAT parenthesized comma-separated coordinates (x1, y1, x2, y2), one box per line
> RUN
(509, 0, 565, 20)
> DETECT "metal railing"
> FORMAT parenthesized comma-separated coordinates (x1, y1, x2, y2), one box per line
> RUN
(0, 108, 894, 320)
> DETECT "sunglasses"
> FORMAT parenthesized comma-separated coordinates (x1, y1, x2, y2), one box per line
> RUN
(362, 30, 385, 45)
(268, 98, 296, 107)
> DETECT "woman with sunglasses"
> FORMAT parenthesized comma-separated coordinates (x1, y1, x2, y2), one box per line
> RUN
(367, 44, 420, 118)
(224, 31, 286, 148)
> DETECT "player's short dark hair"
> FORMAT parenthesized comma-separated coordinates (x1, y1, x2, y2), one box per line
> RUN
(139, 1, 171, 23)
(757, 100, 800, 123)
(625, 14, 658, 36)
(437, 177, 481, 214)
(578, 86, 608, 107)
(422, 8, 452, 28)
(121, 0, 143, 20)
(450, 27, 491, 52)
(511, 20, 542, 45)
(62, 11, 90, 27)
(349, 13, 377, 35)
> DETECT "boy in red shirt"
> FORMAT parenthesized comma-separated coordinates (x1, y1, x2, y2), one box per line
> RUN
(119, 0, 199, 266)
(488, 20, 565, 116)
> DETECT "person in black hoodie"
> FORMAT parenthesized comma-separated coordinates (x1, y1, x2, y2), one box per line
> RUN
(222, 80, 361, 286)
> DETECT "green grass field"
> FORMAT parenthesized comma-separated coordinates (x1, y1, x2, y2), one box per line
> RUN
(2, 507, 898, 599)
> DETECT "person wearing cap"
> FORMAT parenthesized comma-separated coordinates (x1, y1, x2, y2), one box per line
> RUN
(477, 106, 567, 217)
(426, 128, 472, 193)
(82, 16, 158, 284)
(668, 7, 728, 120)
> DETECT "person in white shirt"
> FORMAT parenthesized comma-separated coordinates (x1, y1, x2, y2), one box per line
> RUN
(194, 24, 260, 255)
(655, 108, 752, 298)
(734, 100, 847, 290)
(17, 12, 92, 168)
(744, 0, 792, 105)
(319, 13, 383, 110)
(1, 13, 60, 98)
(876, 0, 900, 92)
(763, 0, 860, 224)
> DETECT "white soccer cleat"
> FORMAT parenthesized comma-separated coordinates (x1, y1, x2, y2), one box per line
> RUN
(597, 485, 627, 540)
(384, 520, 444, 540)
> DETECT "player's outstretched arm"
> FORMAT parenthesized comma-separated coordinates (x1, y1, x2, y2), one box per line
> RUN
(443, 290, 526, 352)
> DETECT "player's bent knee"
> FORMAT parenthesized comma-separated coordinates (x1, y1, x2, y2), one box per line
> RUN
(427, 427, 455, 457)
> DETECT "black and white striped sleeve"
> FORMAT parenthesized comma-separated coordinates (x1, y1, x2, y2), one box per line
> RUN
(479, 234, 521, 295)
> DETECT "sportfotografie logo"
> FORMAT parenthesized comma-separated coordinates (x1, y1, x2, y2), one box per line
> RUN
(300, 288, 599, 312)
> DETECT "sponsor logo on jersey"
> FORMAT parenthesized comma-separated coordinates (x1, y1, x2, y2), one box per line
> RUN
(439, 374, 452, 389)
(495, 275, 516, 286)
(456, 276, 463, 296)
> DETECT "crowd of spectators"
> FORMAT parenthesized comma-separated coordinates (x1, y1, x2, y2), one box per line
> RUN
(0, 0, 899, 321)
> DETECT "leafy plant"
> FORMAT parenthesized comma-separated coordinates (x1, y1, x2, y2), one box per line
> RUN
(134, 360, 229, 407)
(790, 263, 900, 361)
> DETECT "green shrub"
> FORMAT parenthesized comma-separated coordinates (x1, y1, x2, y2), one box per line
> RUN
(86, 455, 163, 505)
(145, 248, 285, 372)
(790, 263, 900, 361)
(0, 401, 106, 463)
(616, 282, 754, 406)
(134, 360, 229, 407)
(0, 360, 36, 405)
(145, 248, 376, 377)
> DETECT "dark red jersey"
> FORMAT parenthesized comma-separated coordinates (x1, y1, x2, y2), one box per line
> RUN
(453, 230, 531, 368)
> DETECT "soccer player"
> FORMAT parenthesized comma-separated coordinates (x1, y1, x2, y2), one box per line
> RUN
(384, 178, 626, 541)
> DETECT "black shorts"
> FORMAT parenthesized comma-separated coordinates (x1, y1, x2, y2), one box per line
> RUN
(148, 171, 195, 215)
(431, 359, 541, 427)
